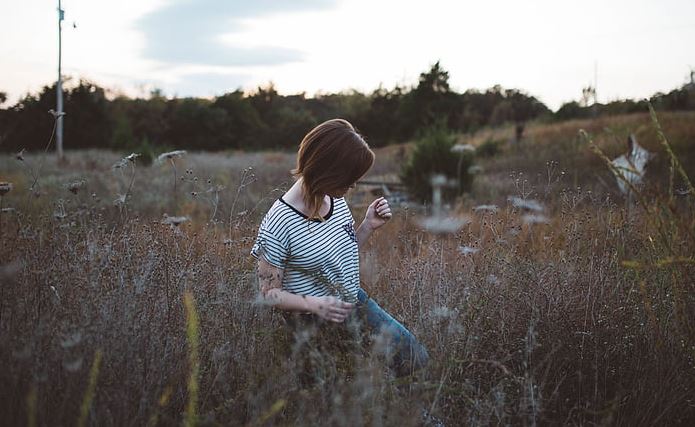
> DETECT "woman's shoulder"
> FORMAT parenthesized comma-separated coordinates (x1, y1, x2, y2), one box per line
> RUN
(332, 197, 352, 216)
(260, 198, 299, 228)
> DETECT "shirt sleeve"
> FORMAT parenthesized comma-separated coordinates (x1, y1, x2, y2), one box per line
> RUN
(250, 222, 288, 269)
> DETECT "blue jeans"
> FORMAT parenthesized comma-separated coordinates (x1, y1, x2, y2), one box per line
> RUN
(351, 288, 429, 377)
(283, 289, 429, 378)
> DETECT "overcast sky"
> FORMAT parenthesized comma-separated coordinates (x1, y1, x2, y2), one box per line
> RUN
(2, 0, 694, 110)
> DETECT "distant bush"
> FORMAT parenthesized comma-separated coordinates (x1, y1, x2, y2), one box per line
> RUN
(400, 125, 474, 202)
(476, 138, 503, 158)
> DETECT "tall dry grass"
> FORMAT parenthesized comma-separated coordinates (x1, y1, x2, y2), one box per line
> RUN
(0, 112, 694, 425)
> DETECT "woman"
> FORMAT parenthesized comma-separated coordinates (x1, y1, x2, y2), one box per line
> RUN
(251, 118, 428, 377)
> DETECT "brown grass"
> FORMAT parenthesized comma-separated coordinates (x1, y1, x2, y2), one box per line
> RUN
(0, 112, 694, 425)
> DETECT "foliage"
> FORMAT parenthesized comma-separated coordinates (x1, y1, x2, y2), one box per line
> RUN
(400, 124, 474, 202)
(476, 137, 503, 158)
(1, 65, 693, 155)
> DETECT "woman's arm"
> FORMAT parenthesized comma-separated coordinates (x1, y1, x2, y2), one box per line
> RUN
(356, 197, 392, 251)
(257, 258, 354, 322)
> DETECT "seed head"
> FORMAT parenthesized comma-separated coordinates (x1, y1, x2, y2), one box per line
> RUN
(0, 182, 13, 196)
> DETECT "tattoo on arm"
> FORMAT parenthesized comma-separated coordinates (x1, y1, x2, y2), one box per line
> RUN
(258, 262, 283, 298)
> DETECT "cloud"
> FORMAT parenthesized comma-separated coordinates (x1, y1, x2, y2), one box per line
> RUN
(162, 72, 251, 98)
(136, 0, 337, 67)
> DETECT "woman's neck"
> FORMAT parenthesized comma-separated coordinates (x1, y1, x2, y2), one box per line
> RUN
(284, 178, 331, 218)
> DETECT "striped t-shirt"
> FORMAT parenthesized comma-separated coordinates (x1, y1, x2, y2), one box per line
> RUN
(251, 196, 361, 303)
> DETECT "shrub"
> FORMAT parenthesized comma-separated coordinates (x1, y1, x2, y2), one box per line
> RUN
(476, 138, 503, 158)
(400, 125, 474, 202)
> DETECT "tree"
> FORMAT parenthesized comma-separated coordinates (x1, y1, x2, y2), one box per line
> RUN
(398, 61, 459, 139)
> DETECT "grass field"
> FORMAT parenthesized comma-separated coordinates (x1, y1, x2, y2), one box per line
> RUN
(1, 111, 694, 425)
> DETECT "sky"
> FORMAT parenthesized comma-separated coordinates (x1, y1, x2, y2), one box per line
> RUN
(2, 0, 694, 110)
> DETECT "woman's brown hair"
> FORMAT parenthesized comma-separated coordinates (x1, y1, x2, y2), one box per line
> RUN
(292, 119, 374, 220)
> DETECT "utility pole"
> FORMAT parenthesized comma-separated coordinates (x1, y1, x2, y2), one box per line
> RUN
(56, 0, 64, 159)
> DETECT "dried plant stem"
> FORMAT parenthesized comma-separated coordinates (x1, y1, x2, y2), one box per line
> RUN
(648, 103, 695, 199)
(28, 117, 59, 194)
(77, 350, 103, 427)
(183, 291, 200, 427)
(27, 385, 37, 427)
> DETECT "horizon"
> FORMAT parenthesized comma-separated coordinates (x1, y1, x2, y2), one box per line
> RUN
(3, 0, 695, 110)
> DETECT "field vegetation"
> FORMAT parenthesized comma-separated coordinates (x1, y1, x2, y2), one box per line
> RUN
(1, 111, 694, 425)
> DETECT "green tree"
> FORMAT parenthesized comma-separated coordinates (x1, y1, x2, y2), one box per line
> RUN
(401, 124, 474, 202)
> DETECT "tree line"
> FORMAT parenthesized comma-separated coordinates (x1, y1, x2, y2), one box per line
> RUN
(1, 62, 693, 154)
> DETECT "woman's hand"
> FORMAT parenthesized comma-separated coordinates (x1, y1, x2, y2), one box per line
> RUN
(309, 296, 355, 323)
(364, 197, 392, 231)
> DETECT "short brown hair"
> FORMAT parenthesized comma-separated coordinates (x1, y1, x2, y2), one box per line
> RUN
(292, 119, 374, 220)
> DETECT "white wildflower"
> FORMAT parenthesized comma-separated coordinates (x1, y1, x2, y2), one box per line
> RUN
(458, 245, 479, 255)
(507, 196, 544, 212)
(431, 306, 455, 319)
(522, 214, 550, 224)
(473, 204, 498, 213)
(156, 150, 186, 164)
(451, 143, 476, 154)
(66, 180, 85, 195)
(162, 214, 189, 227)
(417, 215, 470, 234)
(113, 194, 127, 206)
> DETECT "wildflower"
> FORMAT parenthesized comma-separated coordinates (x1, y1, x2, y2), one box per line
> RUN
(60, 331, 83, 348)
(66, 180, 84, 195)
(507, 196, 544, 212)
(162, 214, 189, 227)
(467, 165, 484, 174)
(0, 182, 12, 196)
(206, 184, 225, 193)
(473, 204, 498, 213)
(113, 194, 127, 206)
(522, 214, 549, 224)
(431, 306, 455, 319)
(113, 153, 140, 169)
(458, 245, 479, 255)
(417, 215, 470, 234)
(124, 153, 140, 162)
(451, 143, 476, 154)
(156, 150, 186, 164)
(63, 357, 84, 372)
(48, 109, 66, 118)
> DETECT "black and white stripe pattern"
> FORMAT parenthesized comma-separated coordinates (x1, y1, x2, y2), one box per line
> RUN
(251, 197, 361, 302)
